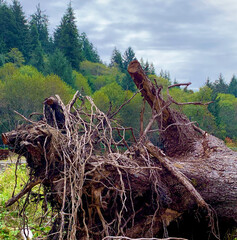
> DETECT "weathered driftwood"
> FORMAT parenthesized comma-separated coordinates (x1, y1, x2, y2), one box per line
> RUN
(1, 61, 237, 240)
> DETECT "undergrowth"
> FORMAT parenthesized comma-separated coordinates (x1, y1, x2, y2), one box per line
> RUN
(0, 163, 50, 239)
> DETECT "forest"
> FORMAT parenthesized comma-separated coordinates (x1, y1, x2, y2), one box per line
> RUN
(0, 0, 236, 148)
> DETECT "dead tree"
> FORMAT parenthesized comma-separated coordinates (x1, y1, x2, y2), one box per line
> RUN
(1, 61, 237, 240)
(127, 60, 237, 225)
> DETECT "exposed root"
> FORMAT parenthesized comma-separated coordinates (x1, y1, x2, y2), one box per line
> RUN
(2, 77, 221, 239)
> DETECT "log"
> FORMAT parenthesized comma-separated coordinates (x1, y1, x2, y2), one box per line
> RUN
(128, 60, 237, 224)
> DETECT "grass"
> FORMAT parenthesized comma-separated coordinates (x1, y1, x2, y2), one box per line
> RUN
(0, 164, 50, 239)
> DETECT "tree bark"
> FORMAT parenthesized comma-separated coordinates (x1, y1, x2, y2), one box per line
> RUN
(128, 60, 237, 224)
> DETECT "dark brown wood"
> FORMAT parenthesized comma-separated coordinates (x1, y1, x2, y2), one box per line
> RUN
(5, 178, 43, 207)
(0, 149, 9, 160)
(128, 60, 201, 156)
(128, 60, 237, 225)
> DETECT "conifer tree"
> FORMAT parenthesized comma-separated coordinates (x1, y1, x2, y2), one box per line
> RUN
(54, 3, 83, 70)
(47, 49, 74, 86)
(228, 75, 237, 97)
(29, 24, 44, 71)
(140, 58, 145, 70)
(149, 63, 156, 75)
(0, 3, 17, 54)
(123, 46, 135, 70)
(212, 74, 228, 94)
(30, 4, 50, 53)
(110, 47, 123, 70)
(11, 0, 30, 60)
(81, 32, 100, 63)
(120, 47, 136, 91)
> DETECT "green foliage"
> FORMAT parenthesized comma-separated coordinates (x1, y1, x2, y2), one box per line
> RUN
(80, 60, 110, 76)
(0, 3, 17, 54)
(0, 0, 236, 146)
(81, 32, 100, 63)
(54, 3, 83, 70)
(73, 71, 92, 95)
(119, 91, 142, 130)
(10, 0, 30, 60)
(0, 54, 5, 67)
(149, 74, 170, 90)
(30, 4, 50, 53)
(5, 48, 25, 67)
(110, 47, 123, 70)
(217, 93, 237, 139)
(169, 87, 218, 135)
(93, 82, 124, 113)
(207, 73, 229, 95)
(91, 75, 107, 91)
(28, 24, 44, 71)
(120, 47, 136, 91)
(228, 75, 237, 97)
(123, 46, 135, 71)
(0, 164, 50, 239)
(0, 63, 18, 82)
(0, 63, 73, 140)
(44, 74, 74, 102)
(92, 91, 110, 112)
(194, 86, 212, 102)
(46, 49, 73, 86)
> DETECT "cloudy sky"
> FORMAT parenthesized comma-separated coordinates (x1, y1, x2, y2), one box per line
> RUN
(9, 0, 237, 89)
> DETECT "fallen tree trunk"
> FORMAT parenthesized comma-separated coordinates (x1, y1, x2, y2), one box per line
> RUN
(1, 61, 237, 240)
(127, 60, 237, 223)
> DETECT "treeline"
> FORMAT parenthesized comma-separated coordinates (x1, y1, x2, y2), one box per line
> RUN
(0, 0, 236, 145)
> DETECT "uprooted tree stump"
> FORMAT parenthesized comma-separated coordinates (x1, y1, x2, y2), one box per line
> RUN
(2, 60, 237, 240)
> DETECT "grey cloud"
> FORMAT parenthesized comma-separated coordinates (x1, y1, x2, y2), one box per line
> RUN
(9, 0, 237, 87)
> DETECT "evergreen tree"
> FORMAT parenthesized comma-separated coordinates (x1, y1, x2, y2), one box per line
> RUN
(212, 74, 228, 94)
(123, 46, 135, 70)
(140, 58, 145, 70)
(0, 3, 17, 54)
(119, 47, 136, 91)
(144, 60, 150, 74)
(54, 3, 83, 70)
(0, 54, 5, 66)
(228, 75, 237, 97)
(173, 78, 180, 88)
(160, 69, 164, 78)
(30, 4, 50, 53)
(110, 47, 123, 70)
(205, 77, 212, 88)
(29, 24, 44, 71)
(11, 0, 30, 60)
(81, 32, 100, 63)
(164, 71, 171, 82)
(47, 49, 74, 86)
(149, 63, 156, 75)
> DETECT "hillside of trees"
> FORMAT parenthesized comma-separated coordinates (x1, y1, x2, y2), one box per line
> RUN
(0, 0, 237, 147)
